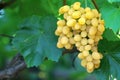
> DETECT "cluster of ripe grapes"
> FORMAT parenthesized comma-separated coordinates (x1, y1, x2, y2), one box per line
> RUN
(55, 2, 105, 73)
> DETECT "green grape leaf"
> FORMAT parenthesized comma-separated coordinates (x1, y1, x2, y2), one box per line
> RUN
(98, 39, 120, 53)
(103, 28, 120, 41)
(12, 15, 62, 67)
(107, 0, 120, 3)
(94, 53, 120, 80)
(15, 0, 62, 17)
(66, 0, 94, 8)
(94, 37, 120, 80)
(100, 2, 120, 33)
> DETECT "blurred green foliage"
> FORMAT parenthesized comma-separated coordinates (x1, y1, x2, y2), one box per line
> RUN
(0, 0, 120, 80)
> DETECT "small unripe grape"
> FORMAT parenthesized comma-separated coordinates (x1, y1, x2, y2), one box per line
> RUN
(81, 38, 88, 45)
(88, 39, 94, 44)
(91, 18, 98, 27)
(86, 55, 93, 62)
(87, 62, 94, 70)
(85, 45, 91, 51)
(92, 52, 101, 60)
(78, 17, 86, 25)
(72, 2, 81, 10)
(81, 59, 87, 67)
(60, 36, 69, 45)
(57, 42, 64, 48)
(89, 27, 97, 35)
(57, 20, 66, 26)
(67, 19, 76, 27)
(82, 50, 89, 57)
(93, 59, 100, 64)
(81, 31, 87, 37)
(72, 11, 81, 19)
(62, 26, 70, 34)
(85, 11, 94, 19)
(78, 53, 84, 59)
(74, 34, 81, 42)
(65, 43, 72, 49)
(59, 5, 70, 14)
(75, 42, 81, 47)
(98, 24, 105, 32)
(69, 37, 75, 44)
(78, 46, 84, 51)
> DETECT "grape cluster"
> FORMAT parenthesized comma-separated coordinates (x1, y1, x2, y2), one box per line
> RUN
(55, 2, 105, 73)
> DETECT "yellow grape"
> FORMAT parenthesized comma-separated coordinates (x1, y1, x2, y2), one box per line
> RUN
(59, 5, 70, 14)
(81, 31, 87, 37)
(78, 17, 86, 25)
(81, 38, 88, 45)
(65, 43, 73, 49)
(91, 18, 98, 27)
(74, 34, 81, 42)
(87, 62, 94, 70)
(74, 23, 81, 30)
(82, 50, 89, 57)
(92, 52, 101, 60)
(86, 55, 93, 62)
(87, 68, 94, 73)
(69, 37, 75, 44)
(57, 41, 64, 48)
(81, 59, 87, 67)
(85, 45, 91, 51)
(78, 46, 84, 51)
(78, 53, 84, 59)
(67, 19, 76, 27)
(60, 36, 69, 45)
(98, 24, 105, 32)
(85, 11, 94, 19)
(72, 11, 81, 19)
(62, 26, 70, 35)
(57, 20, 66, 26)
(89, 27, 97, 35)
(72, 2, 81, 10)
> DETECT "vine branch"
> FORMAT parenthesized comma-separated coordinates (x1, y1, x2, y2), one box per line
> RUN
(62, 47, 78, 55)
(63, 0, 66, 5)
(0, 0, 16, 10)
(0, 34, 13, 38)
(91, 0, 100, 12)
(0, 53, 26, 79)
